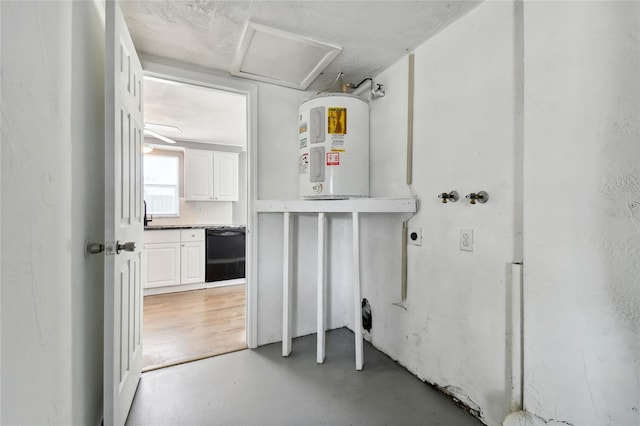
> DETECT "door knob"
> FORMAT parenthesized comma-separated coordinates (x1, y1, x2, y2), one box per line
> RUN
(85, 242, 104, 256)
(85, 240, 136, 257)
(116, 241, 136, 254)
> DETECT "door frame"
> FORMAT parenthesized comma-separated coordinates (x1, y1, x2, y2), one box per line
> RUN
(140, 56, 259, 348)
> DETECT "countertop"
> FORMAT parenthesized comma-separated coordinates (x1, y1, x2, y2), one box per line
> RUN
(144, 224, 245, 231)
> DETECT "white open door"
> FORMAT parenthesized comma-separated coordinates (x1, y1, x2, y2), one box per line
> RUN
(104, 1, 144, 425)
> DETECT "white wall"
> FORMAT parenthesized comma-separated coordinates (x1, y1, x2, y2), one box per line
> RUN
(1, 1, 105, 424)
(0, 3, 3, 421)
(523, 1, 640, 425)
(70, 1, 106, 424)
(232, 150, 247, 226)
(1, 2, 73, 423)
(353, 3, 521, 425)
(354, 1, 640, 425)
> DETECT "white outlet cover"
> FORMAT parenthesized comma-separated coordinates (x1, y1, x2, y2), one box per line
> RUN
(408, 227, 422, 246)
(460, 229, 473, 252)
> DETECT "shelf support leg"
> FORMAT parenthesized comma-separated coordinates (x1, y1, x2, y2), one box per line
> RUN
(317, 212, 326, 363)
(282, 212, 293, 356)
(353, 212, 363, 370)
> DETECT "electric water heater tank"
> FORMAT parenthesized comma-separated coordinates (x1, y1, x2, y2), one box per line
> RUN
(298, 93, 369, 199)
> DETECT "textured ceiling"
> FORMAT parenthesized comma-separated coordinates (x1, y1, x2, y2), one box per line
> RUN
(121, 1, 480, 146)
(120, 1, 481, 92)
(144, 77, 247, 146)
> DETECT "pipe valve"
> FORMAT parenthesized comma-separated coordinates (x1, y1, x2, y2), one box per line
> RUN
(465, 191, 489, 204)
(437, 191, 459, 204)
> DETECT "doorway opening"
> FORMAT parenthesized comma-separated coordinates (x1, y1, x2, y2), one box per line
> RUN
(140, 73, 252, 371)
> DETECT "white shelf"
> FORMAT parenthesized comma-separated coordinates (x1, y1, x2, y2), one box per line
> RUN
(255, 197, 417, 213)
(265, 197, 418, 371)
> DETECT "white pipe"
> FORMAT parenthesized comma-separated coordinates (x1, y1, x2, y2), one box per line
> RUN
(511, 262, 524, 411)
(406, 54, 415, 185)
(353, 212, 364, 370)
(401, 53, 415, 301)
(317, 213, 326, 363)
(401, 223, 408, 300)
(282, 212, 293, 356)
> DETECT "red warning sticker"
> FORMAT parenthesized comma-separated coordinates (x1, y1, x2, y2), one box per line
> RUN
(326, 152, 340, 166)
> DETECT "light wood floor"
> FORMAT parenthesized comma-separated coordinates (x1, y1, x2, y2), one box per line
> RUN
(143, 285, 246, 372)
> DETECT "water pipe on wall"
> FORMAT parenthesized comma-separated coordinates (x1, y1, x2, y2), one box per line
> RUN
(401, 53, 417, 301)
(345, 77, 385, 98)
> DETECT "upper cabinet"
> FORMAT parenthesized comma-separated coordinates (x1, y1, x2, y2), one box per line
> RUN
(185, 148, 239, 202)
(213, 151, 239, 201)
(185, 149, 214, 201)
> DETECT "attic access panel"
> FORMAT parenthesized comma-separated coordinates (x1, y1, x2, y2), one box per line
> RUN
(231, 22, 341, 90)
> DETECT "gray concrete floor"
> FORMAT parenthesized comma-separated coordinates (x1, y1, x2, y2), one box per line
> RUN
(127, 328, 483, 426)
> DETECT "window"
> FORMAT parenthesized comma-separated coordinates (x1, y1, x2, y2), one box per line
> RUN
(144, 155, 179, 216)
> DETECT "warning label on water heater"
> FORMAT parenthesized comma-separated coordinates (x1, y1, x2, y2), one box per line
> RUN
(327, 108, 347, 134)
(326, 152, 340, 166)
(331, 136, 345, 151)
(299, 153, 309, 174)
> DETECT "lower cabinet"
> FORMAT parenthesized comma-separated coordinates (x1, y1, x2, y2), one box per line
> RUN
(144, 242, 181, 288)
(180, 230, 205, 284)
(143, 229, 205, 289)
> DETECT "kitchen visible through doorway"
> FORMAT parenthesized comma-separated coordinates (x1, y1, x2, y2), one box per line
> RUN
(141, 75, 249, 371)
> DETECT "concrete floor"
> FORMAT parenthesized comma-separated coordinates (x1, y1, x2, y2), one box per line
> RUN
(126, 328, 483, 426)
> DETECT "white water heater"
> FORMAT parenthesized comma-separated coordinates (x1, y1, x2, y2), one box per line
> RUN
(298, 93, 369, 199)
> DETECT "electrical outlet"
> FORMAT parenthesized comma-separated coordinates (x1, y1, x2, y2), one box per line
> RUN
(195, 205, 204, 214)
(460, 229, 473, 252)
(408, 227, 422, 246)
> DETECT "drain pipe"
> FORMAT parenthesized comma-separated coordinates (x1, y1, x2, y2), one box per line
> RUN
(406, 54, 415, 187)
(401, 53, 416, 301)
(503, 262, 526, 426)
(511, 262, 524, 411)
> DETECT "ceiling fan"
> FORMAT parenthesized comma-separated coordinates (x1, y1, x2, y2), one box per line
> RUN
(143, 128, 177, 144)
(143, 123, 182, 153)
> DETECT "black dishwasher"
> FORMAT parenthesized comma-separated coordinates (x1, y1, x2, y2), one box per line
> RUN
(205, 227, 246, 282)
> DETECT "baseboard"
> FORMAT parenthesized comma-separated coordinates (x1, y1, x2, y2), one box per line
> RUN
(144, 278, 245, 296)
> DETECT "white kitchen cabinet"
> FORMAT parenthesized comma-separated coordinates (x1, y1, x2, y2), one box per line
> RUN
(213, 151, 239, 201)
(185, 149, 214, 201)
(143, 230, 181, 288)
(143, 229, 205, 290)
(180, 229, 205, 284)
(185, 149, 239, 202)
